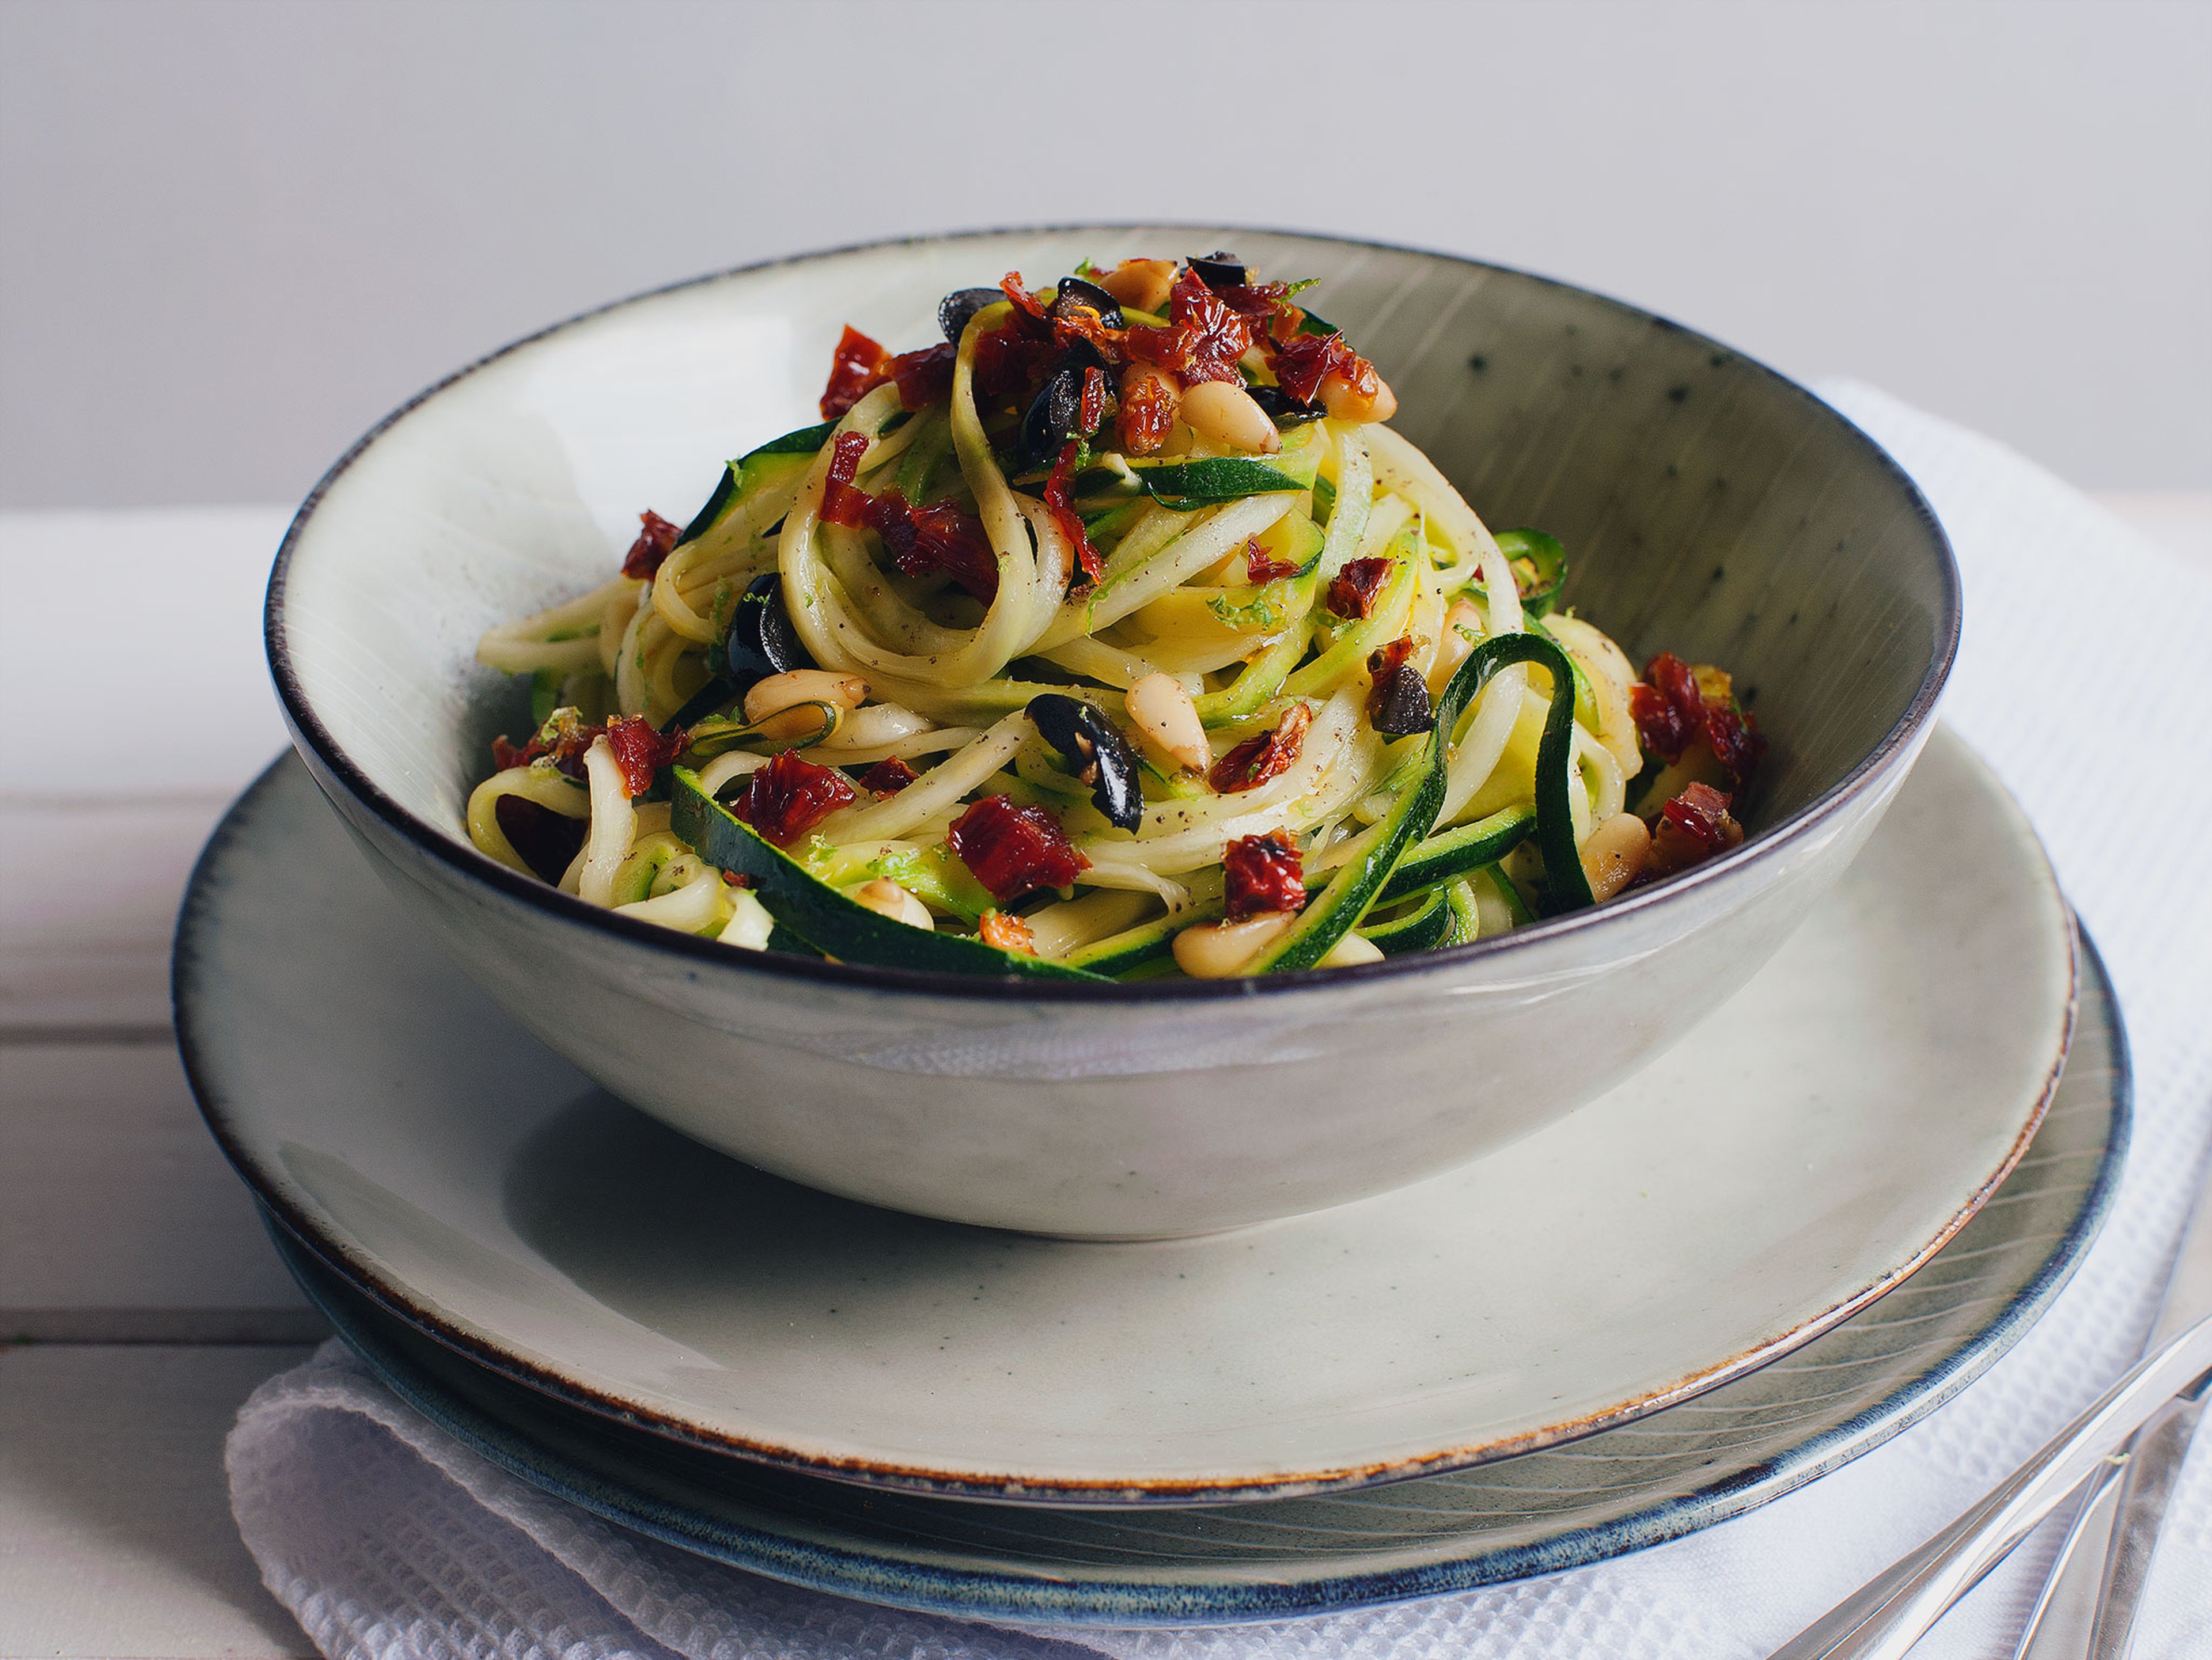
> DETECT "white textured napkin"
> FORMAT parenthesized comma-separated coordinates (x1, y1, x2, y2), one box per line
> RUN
(228, 384, 2212, 1660)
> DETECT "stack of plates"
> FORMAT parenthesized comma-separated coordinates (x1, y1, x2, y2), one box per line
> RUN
(175, 727, 2124, 1626)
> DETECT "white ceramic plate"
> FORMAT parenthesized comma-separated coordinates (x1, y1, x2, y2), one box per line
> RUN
(262, 953, 2124, 1625)
(177, 726, 2073, 1503)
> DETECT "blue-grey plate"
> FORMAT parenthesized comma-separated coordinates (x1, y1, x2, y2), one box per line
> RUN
(179, 732, 2082, 1507)
(260, 942, 2123, 1625)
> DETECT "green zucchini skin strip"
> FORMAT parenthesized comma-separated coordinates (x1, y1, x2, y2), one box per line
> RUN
(1063, 902, 1224, 976)
(1128, 453, 1316, 507)
(1479, 862, 1536, 926)
(747, 419, 837, 459)
(673, 421, 835, 547)
(669, 769, 1107, 981)
(674, 464, 743, 548)
(1441, 878, 1483, 946)
(1493, 528, 1567, 619)
(1373, 806, 1536, 906)
(1246, 631, 1593, 975)
(1358, 889, 1452, 956)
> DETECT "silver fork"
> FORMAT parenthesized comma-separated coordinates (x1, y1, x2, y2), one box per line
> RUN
(1769, 1144, 2212, 1660)
(2013, 1150, 2212, 1659)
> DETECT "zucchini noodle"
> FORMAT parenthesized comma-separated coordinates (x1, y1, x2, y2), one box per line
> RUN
(469, 255, 1766, 979)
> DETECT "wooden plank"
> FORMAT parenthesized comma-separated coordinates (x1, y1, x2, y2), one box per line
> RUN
(0, 796, 237, 1034)
(0, 1343, 318, 1658)
(0, 1044, 313, 1323)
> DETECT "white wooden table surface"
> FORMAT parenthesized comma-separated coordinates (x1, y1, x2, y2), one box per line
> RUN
(4, 494, 2208, 1659)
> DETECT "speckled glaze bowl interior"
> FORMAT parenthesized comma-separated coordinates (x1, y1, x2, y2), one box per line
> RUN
(267, 227, 1960, 1238)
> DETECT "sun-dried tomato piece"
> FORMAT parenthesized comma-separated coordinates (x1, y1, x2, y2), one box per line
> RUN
(1122, 268, 1251, 387)
(972, 317, 1062, 401)
(1702, 698, 1767, 787)
(729, 750, 857, 847)
(1077, 365, 1108, 435)
(493, 709, 601, 778)
(1366, 636, 1418, 683)
(862, 487, 999, 602)
(857, 756, 918, 794)
(1214, 282, 1298, 345)
(1326, 556, 1393, 619)
(493, 794, 588, 885)
(1629, 650, 1764, 786)
(719, 869, 753, 888)
(998, 271, 1049, 323)
(1209, 702, 1313, 794)
(1245, 538, 1299, 584)
(946, 794, 1088, 903)
(1164, 267, 1251, 384)
(819, 430, 873, 528)
(1051, 304, 1126, 368)
(1271, 331, 1361, 403)
(491, 734, 538, 771)
(603, 714, 687, 798)
(1222, 831, 1306, 920)
(820, 325, 892, 419)
(1116, 364, 1177, 454)
(1043, 440, 1104, 585)
(1630, 651, 1703, 763)
(889, 343, 956, 410)
(1649, 781, 1744, 875)
(620, 510, 683, 579)
(978, 909, 1037, 955)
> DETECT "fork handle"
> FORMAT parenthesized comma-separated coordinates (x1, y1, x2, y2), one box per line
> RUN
(1768, 1314, 2212, 1660)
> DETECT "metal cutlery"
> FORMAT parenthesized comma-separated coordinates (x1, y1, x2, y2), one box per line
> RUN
(2015, 1150, 2212, 1658)
(1771, 1146, 2212, 1660)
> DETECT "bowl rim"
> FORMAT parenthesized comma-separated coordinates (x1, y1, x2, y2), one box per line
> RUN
(265, 221, 1961, 1004)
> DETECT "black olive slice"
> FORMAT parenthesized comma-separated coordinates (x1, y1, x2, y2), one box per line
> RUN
(1187, 252, 1247, 289)
(666, 573, 812, 730)
(1369, 666, 1435, 737)
(1016, 368, 1085, 472)
(1048, 275, 1124, 329)
(1025, 692, 1143, 832)
(722, 573, 812, 684)
(1247, 385, 1327, 425)
(938, 286, 1007, 346)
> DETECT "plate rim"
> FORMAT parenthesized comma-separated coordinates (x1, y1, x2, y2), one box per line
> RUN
(176, 729, 2075, 1504)
(260, 938, 2128, 1625)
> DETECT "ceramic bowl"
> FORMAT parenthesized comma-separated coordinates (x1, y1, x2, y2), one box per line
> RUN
(266, 226, 1959, 1238)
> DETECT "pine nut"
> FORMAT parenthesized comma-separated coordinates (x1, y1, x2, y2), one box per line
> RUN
(813, 702, 933, 752)
(1179, 380, 1281, 454)
(1172, 911, 1296, 979)
(1125, 673, 1211, 772)
(744, 669, 868, 722)
(849, 878, 934, 930)
(1319, 369, 1397, 424)
(744, 669, 868, 742)
(1097, 259, 1177, 313)
(1317, 931, 1385, 968)
(1581, 811, 1651, 902)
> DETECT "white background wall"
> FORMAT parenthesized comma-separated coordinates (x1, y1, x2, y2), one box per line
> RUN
(2, 0, 2206, 508)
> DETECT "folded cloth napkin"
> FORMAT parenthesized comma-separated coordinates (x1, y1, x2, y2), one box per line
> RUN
(227, 384, 2212, 1660)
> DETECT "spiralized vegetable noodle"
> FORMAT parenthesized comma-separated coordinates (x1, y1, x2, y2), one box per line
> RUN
(468, 256, 1766, 980)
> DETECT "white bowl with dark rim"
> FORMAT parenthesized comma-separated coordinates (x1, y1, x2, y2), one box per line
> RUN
(266, 226, 1959, 1239)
